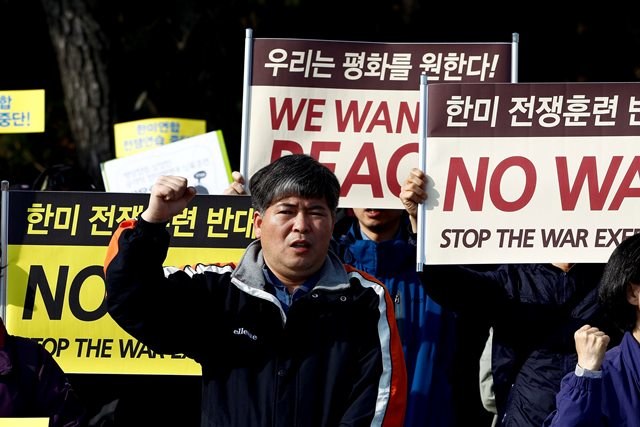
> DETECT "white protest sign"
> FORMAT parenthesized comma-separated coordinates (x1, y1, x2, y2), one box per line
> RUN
(423, 82, 640, 264)
(101, 130, 232, 194)
(243, 37, 513, 208)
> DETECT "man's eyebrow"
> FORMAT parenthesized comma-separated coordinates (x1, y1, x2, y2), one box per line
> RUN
(274, 200, 328, 210)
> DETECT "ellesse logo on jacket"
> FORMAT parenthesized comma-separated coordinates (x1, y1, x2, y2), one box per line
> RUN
(233, 327, 258, 341)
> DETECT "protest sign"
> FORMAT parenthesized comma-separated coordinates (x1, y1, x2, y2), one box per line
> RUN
(422, 82, 640, 264)
(113, 117, 207, 158)
(242, 36, 513, 208)
(0, 89, 45, 133)
(101, 130, 232, 194)
(3, 190, 254, 374)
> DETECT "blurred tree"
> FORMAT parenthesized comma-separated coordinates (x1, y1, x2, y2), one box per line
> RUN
(1, 0, 640, 190)
(40, 0, 113, 189)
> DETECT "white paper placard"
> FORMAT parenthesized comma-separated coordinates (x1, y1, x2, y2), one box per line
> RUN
(101, 130, 232, 194)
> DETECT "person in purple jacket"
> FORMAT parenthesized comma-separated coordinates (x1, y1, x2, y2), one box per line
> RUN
(543, 231, 640, 427)
(0, 316, 87, 426)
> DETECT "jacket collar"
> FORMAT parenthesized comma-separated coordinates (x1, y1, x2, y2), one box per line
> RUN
(232, 240, 350, 291)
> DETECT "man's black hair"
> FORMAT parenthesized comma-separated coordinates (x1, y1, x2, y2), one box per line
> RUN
(249, 154, 340, 214)
(599, 232, 640, 332)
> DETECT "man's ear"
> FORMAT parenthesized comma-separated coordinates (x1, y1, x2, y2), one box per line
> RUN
(626, 283, 640, 306)
(253, 210, 263, 238)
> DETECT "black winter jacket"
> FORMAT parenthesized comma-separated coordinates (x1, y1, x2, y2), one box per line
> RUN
(105, 218, 407, 427)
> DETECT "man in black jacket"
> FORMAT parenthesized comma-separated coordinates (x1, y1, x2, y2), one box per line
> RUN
(104, 154, 407, 427)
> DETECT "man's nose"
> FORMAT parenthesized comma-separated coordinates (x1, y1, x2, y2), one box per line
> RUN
(292, 212, 310, 232)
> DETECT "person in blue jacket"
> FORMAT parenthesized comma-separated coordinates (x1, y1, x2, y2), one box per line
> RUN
(543, 231, 640, 427)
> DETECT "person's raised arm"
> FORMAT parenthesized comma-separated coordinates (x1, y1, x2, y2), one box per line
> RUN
(106, 176, 204, 356)
(141, 175, 197, 223)
(542, 325, 609, 426)
(400, 167, 505, 315)
(399, 167, 427, 233)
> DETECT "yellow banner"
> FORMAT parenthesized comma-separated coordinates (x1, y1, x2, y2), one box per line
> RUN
(5, 191, 255, 375)
(0, 419, 48, 427)
(0, 89, 45, 133)
(113, 117, 206, 158)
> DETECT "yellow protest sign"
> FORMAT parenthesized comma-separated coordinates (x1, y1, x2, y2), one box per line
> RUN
(0, 89, 45, 133)
(113, 117, 206, 158)
(0, 419, 48, 427)
(5, 190, 254, 375)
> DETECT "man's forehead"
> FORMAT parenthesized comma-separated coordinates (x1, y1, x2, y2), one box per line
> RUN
(270, 196, 330, 208)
